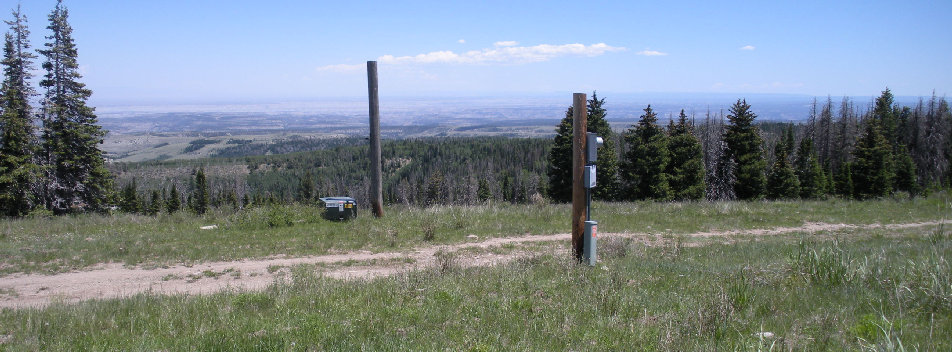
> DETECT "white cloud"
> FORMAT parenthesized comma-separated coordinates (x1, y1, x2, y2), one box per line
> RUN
(458, 39, 465, 44)
(315, 63, 364, 72)
(740, 45, 756, 51)
(494, 40, 519, 47)
(317, 42, 625, 72)
(636, 50, 668, 56)
(377, 43, 625, 65)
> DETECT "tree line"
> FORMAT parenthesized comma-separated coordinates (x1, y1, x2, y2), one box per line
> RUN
(0, 1, 110, 217)
(110, 85, 952, 217)
(548, 90, 952, 202)
(110, 137, 551, 214)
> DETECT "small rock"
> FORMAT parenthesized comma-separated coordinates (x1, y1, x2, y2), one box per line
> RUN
(466, 235, 478, 240)
(755, 331, 775, 339)
(200, 225, 218, 230)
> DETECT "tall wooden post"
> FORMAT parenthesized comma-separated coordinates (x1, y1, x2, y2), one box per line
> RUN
(571, 93, 587, 262)
(367, 61, 384, 218)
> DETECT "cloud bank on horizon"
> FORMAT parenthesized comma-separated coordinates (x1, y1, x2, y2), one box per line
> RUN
(317, 42, 626, 72)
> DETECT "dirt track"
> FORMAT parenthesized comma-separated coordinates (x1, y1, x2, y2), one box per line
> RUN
(1, 220, 948, 309)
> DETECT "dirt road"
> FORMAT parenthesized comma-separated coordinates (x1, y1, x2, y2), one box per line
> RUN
(1, 220, 947, 309)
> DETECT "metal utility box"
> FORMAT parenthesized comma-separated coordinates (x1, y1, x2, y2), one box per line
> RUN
(584, 220, 597, 266)
(320, 197, 358, 221)
(584, 165, 597, 189)
(586, 132, 603, 163)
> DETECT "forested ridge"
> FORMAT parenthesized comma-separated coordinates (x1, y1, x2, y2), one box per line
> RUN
(107, 86, 952, 215)
(110, 137, 551, 213)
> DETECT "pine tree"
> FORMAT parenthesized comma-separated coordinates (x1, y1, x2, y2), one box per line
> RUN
(834, 162, 854, 198)
(586, 92, 621, 200)
(0, 6, 39, 217)
(893, 146, 919, 196)
(723, 99, 766, 200)
(852, 122, 893, 199)
(38, 1, 111, 213)
(794, 138, 826, 199)
(476, 178, 491, 202)
(118, 180, 140, 213)
(783, 123, 795, 160)
(873, 88, 900, 150)
(766, 144, 799, 200)
(621, 105, 670, 200)
(546, 107, 574, 202)
(166, 184, 180, 213)
(816, 96, 835, 167)
(192, 168, 209, 214)
(147, 189, 161, 215)
(666, 110, 705, 200)
(702, 111, 736, 201)
(298, 170, 314, 204)
(546, 92, 620, 202)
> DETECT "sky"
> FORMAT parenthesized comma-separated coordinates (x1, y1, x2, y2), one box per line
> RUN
(2, 0, 951, 106)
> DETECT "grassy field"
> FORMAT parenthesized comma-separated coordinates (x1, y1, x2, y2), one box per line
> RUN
(0, 223, 949, 350)
(1, 194, 950, 275)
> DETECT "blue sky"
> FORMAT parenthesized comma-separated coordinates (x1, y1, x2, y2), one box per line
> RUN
(3, 0, 950, 105)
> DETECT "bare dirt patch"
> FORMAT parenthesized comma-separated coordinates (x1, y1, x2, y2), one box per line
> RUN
(1, 220, 947, 309)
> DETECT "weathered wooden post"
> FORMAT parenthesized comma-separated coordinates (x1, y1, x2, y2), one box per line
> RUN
(571, 93, 587, 262)
(367, 61, 384, 218)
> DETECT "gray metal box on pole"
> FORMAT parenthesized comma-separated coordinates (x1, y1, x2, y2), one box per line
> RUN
(586, 132, 603, 164)
(584, 165, 597, 189)
(584, 220, 597, 266)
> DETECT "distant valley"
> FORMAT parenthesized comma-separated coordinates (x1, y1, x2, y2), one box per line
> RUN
(97, 93, 916, 162)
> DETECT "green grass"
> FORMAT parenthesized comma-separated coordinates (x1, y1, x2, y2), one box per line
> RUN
(1, 193, 949, 275)
(1, 226, 950, 350)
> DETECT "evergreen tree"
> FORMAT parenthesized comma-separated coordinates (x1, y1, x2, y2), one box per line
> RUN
(766, 144, 799, 200)
(0, 6, 39, 217)
(546, 107, 574, 202)
(586, 92, 621, 200)
(147, 189, 161, 215)
(723, 99, 766, 200)
(38, 1, 111, 213)
(118, 180, 140, 213)
(546, 92, 620, 202)
(816, 97, 835, 166)
(874, 88, 899, 149)
(893, 146, 919, 196)
(476, 178, 491, 202)
(666, 110, 705, 200)
(852, 122, 893, 199)
(794, 138, 826, 199)
(783, 123, 795, 160)
(192, 168, 209, 214)
(621, 105, 670, 200)
(834, 162, 854, 198)
(298, 170, 314, 204)
(166, 184, 180, 213)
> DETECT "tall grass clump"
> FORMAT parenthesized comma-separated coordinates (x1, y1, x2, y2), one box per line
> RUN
(792, 239, 854, 287)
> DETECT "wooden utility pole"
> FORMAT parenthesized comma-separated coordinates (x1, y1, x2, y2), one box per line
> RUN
(367, 61, 384, 218)
(571, 93, 587, 262)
